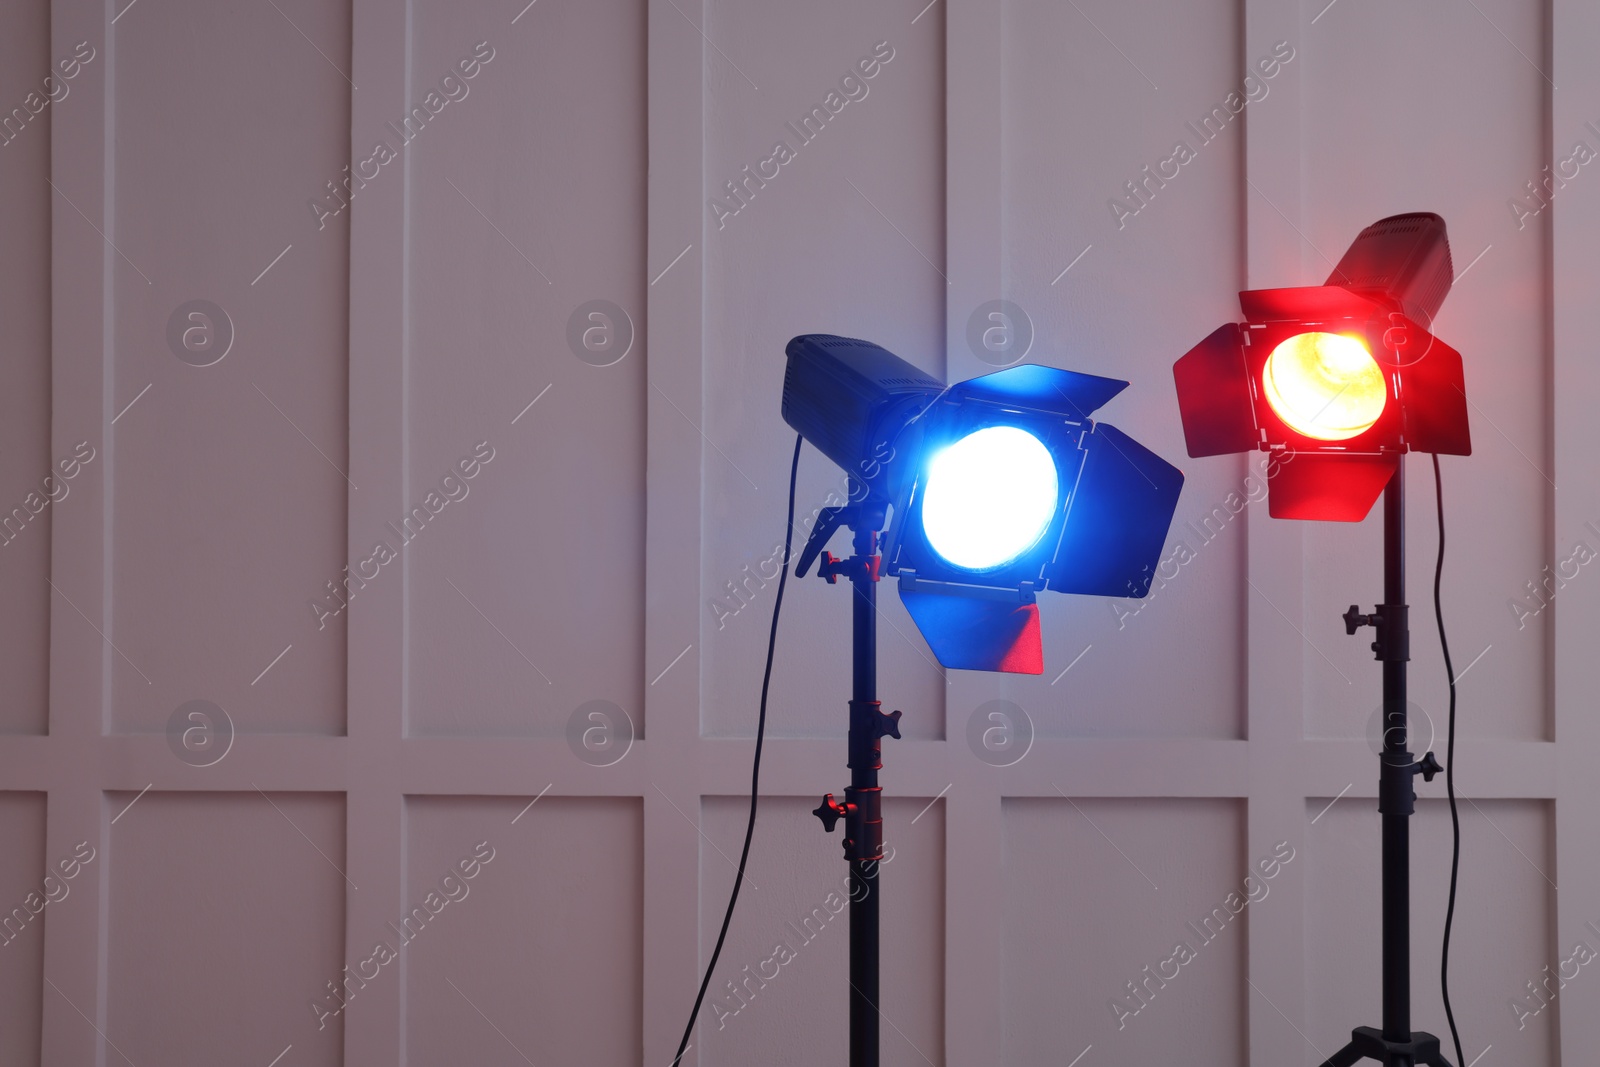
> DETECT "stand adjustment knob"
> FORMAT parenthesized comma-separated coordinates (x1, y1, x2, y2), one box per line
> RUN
(1417, 751, 1443, 782)
(875, 709, 903, 740)
(813, 793, 849, 833)
(1344, 605, 1376, 635)
(817, 552, 881, 585)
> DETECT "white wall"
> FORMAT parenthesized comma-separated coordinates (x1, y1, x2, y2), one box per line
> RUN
(0, 0, 1596, 1063)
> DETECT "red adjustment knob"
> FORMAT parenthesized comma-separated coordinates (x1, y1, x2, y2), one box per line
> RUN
(812, 793, 849, 832)
(819, 552, 843, 584)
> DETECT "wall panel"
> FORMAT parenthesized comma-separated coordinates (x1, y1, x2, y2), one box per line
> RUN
(1002, 797, 1248, 1066)
(0, 793, 47, 1063)
(103, 791, 346, 1066)
(403, 0, 648, 740)
(403, 795, 643, 1065)
(0, 0, 54, 737)
(107, 0, 352, 735)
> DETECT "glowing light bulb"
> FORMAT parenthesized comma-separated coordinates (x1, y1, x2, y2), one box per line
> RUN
(1262, 332, 1386, 441)
(920, 426, 1059, 571)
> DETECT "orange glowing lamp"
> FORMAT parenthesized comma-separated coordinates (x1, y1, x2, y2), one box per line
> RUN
(1261, 332, 1386, 441)
(1172, 213, 1471, 521)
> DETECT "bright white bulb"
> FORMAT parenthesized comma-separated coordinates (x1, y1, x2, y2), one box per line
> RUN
(920, 426, 1060, 571)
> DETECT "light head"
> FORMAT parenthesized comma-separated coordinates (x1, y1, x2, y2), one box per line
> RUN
(782, 336, 1184, 673)
(1172, 212, 1471, 521)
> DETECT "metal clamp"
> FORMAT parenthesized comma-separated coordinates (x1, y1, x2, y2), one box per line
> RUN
(1343, 603, 1410, 662)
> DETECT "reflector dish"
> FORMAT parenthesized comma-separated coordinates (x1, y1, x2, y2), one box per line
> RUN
(920, 426, 1058, 571)
(1262, 332, 1386, 441)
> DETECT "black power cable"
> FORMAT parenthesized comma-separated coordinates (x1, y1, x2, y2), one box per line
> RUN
(671, 433, 803, 1067)
(1432, 453, 1465, 1067)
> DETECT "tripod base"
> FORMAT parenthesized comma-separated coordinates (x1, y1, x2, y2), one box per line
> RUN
(1319, 1027, 1454, 1067)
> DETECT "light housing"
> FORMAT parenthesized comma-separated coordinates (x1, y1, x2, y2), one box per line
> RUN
(782, 335, 1185, 674)
(1172, 212, 1471, 521)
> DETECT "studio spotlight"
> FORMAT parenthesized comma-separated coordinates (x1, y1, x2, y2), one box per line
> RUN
(783, 334, 1185, 675)
(1172, 213, 1472, 1067)
(1173, 211, 1470, 520)
(779, 332, 1183, 1067)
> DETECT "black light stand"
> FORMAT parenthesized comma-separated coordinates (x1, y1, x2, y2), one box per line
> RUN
(1320, 459, 1452, 1067)
(799, 501, 903, 1067)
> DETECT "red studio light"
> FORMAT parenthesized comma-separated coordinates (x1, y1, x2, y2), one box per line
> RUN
(1172, 213, 1471, 520)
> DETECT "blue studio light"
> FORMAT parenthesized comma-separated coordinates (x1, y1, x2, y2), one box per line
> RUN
(781, 335, 1185, 674)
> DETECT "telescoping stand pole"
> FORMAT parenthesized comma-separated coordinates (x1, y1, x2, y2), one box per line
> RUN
(802, 503, 903, 1067)
(1322, 459, 1452, 1067)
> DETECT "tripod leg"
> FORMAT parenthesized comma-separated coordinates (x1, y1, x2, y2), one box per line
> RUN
(1421, 1051, 1455, 1067)
(1316, 1041, 1366, 1067)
